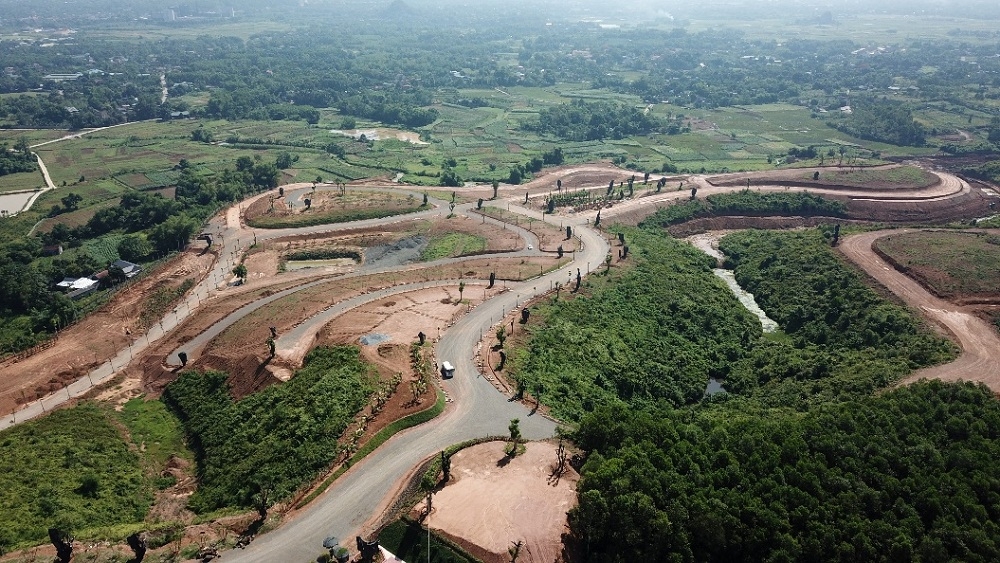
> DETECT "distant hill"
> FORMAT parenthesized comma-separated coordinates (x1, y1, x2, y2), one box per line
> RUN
(383, 0, 416, 18)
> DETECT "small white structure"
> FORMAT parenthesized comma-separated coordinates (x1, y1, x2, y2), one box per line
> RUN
(56, 277, 97, 292)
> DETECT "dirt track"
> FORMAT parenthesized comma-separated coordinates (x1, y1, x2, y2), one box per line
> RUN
(839, 230, 1000, 392)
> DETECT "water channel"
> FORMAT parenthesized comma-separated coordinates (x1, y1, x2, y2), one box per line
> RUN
(686, 233, 780, 395)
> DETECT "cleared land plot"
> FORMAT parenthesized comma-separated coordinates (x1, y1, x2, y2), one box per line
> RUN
(873, 231, 1000, 301)
(419, 441, 578, 563)
(246, 189, 428, 228)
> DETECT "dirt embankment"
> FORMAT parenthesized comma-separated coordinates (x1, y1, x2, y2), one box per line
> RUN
(0, 249, 214, 416)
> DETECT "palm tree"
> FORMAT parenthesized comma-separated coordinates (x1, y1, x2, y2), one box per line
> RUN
(458, 281, 465, 303)
(232, 263, 248, 283)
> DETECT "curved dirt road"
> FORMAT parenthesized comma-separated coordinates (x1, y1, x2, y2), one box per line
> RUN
(839, 230, 1000, 391)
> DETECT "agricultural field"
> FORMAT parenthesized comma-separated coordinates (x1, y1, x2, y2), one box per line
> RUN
(873, 231, 1000, 300)
(0, 171, 43, 192)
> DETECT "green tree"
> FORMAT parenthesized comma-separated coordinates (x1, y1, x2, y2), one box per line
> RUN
(232, 263, 248, 282)
(507, 419, 521, 457)
(148, 215, 198, 253)
(60, 193, 82, 212)
(117, 235, 152, 263)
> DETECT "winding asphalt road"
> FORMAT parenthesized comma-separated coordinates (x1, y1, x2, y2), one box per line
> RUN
(5, 165, 990, 560)
(218, 199, 607, 562)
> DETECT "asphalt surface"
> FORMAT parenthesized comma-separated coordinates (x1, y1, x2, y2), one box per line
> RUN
(5, 169, 986, 559)
(221, 203, 608, 562)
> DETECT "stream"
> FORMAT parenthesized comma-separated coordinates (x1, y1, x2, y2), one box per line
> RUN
(686, 233, 780, 395)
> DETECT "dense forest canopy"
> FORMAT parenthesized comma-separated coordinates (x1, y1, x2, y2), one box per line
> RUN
(508, 227, 982, 561)
(572, 380, 1000, 562)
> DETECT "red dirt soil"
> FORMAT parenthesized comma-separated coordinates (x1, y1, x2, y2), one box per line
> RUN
(839, 230, 1000, 393)
(0, 249, 214, 416)
(416, 441, 579, 563)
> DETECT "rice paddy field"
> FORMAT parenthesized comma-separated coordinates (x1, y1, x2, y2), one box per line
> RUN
(0, 62, 983, 236)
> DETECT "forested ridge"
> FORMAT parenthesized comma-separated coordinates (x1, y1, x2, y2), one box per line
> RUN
(509, 227, 989, 562)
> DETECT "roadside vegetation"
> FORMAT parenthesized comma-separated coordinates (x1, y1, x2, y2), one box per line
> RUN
(641, 191, 846, 228)
(162, 346, 375, 512)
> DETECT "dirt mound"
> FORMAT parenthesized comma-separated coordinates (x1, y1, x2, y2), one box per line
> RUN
(192, 353, 281, 400)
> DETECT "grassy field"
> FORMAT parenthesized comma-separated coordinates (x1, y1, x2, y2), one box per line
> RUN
(874, 231, 1000, 299)
(799, 165, 939, 188)
(0, 128, 70, 145)
(0, 402, 188, 550)
(0, 171, 44, 192)
(420, 233, 487, 261)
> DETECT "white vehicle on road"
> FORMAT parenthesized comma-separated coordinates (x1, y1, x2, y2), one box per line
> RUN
(441, 361, 455, 378)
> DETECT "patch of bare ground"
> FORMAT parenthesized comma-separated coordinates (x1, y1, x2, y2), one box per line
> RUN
(202, 255, 568, 362)
(320, 286, 474, 349)
(257, 215, 523, 257)
(520, 162, 632, 192)
(839, 230, 1000, 393)
(130, 276, 322, 396)
(413, 441, 579, 563)
(0, 249, 213, 416)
